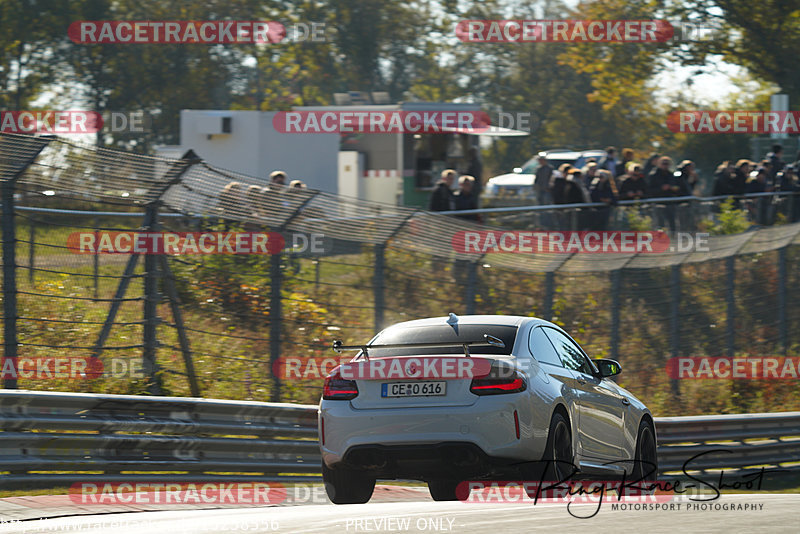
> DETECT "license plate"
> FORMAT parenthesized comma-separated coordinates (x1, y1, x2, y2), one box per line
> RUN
(381, 381, 446, 397)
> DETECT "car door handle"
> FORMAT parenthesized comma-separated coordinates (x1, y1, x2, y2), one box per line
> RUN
(621, 398, 630, 406)
(576, 378, 586, 385)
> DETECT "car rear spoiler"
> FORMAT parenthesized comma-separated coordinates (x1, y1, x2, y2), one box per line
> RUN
(331, 334, 505, 361)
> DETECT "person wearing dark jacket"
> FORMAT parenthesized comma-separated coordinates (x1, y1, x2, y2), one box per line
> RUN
(428, 169, 456, 211)
(563, 169, 590, 229)
(617, 148, 635, 178)
(464, 146, 484, 201)
(712, 161, 736, 196)
(597, 146, 618, 176)
(732, 160, 752, 196)
(551, 164, 572, 204)
(590, 169, 618, 230)
(767, 144, 784, 180)
(453, 175, 479, 220)
(642, 153, 660, 178)
(619, 163, 648, 199)
(647, 157, 687, 230)
(677, 160, 699, 195)
(746, 167, 773, 224)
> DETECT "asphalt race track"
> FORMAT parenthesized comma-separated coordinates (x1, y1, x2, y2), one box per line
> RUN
(0, 490, 795, 534)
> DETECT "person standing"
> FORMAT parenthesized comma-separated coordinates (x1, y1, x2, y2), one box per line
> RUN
(590, 169, 618, 230)
(453, 175, 479, 220)
(619, 163, 648, 200)
(429, 169, 456, 211)
(464, 146, 484, 201)
(617, 148, 635, 178)
(647, 156, 685, 230)
(767, 144, 785, 181)
(598, 146, 618, 176)
(534, 155, 553, 205)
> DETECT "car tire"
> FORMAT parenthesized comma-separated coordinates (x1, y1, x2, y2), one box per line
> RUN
(632, 420, 658, 483)
(542, 411, 575, 482)
(427, 479, 465, 501)
(322, 461, 376, 504)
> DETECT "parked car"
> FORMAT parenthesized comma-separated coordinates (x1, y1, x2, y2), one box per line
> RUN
(484, 149, 606, 199)
(318, 314, 657, 504)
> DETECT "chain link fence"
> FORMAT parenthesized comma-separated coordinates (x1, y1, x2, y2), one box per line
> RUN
(2, 133, 799, 415)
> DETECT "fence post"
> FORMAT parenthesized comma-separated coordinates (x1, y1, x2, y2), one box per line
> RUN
(465, 261, 477, 314)
(670, 264, 681, 397)
(142, 203, 162, 395)
(778, 246, 787, 355)
(373, 244, 385, 331)
(159, 255, 200, 396)
(1, 136, 50, 389)
(27, 216, 34, 284)
(610, 270, 621, 361)
(2, 181, 19, 389)
(543, 271, 555, 321)
(725, 256, 735, 357)
(269, 252, 282, 402)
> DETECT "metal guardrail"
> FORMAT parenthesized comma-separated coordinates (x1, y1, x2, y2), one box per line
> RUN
(656, 412, 800, 474)
(0, 390, 320, 489)
(0, 391, 797, 488)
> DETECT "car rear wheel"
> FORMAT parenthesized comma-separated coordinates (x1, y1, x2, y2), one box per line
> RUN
(543, 412, 574, 482)
(633, 420, 658, 483)
(322, 461, 376, 504)
(427, 479, 465, 501)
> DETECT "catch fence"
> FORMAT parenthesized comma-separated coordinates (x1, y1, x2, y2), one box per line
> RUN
(1, 133, 799, 414)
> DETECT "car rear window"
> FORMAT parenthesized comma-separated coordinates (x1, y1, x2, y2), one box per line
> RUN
(365, 324, 518, 357)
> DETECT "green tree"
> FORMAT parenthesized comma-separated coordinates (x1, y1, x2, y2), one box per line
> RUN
(0, 0, 70, 109)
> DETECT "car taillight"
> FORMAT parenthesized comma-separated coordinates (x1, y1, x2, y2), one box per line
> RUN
(470, 370, 527, 395)
(323, 372, 358, 400)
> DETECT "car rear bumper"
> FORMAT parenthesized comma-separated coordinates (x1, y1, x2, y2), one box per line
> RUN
(319, 397, 543, 476)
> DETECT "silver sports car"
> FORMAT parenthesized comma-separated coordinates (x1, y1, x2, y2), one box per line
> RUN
(318, 314, 657, 504)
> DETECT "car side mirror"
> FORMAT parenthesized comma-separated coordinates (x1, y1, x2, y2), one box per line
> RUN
(595, 359, 622, 378)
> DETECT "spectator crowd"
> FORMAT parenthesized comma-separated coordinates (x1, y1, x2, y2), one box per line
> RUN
(430, 144, 800, 230)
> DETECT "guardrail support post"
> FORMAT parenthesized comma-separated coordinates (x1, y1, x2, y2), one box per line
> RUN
(778, 246, 787, 355)
(726, 256, 735, 357)
(670, 264, 681, 398)
(610, 270, 621, 361)
(373, 244, 385, 331)
(270, 252, 283, 402)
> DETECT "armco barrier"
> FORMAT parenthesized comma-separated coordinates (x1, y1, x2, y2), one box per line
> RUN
(655, 412, 800, 474)
(0, 390, 320, 489)
(0, 391, 797, 488)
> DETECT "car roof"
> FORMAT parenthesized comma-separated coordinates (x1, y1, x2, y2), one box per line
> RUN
(485, 173, 536, 186)
(523, 149, 606, 165)
(381, 315, 549, 329)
